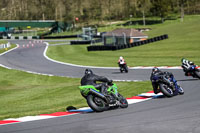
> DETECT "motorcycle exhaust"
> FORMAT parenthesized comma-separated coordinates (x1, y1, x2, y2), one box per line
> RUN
(162, 77, 175, 91)
(163, 77, 171, 85)
(89, 88, 109, 103)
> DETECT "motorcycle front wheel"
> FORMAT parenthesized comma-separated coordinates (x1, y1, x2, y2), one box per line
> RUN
(87, 94, 108, 112)
(159, 83, 174, 97)
(125, 66, 128, 73)
(178, 86, 184, 95)
(118, 93, 128, 108)
(194, 70, 200, 79)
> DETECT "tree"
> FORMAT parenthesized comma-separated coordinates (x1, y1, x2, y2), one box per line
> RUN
(151, 0, 171, 22)
(0, 0, 200, 23)
(179, 0, 186, 22)
(137, 0, 152, 26)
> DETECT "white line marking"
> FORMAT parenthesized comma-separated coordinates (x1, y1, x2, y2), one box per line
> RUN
(43, 42, 118, 69)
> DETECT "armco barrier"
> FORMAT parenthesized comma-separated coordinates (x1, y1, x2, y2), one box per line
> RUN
(1, 34, 103, 40)
(87, 34, 168, 51)
(0, 36, 39, 40)
(40, 35, 78, 39)
(0, 35, 77, 40)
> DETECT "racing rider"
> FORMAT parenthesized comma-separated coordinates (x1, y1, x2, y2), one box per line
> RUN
(118, 56, 126, 67)
(150, 67, 179, 95)
(81, 69, 112, 95)
(181, 58, 195, 76)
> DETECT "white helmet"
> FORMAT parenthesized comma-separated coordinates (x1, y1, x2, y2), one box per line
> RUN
(119, 56, 123, 60)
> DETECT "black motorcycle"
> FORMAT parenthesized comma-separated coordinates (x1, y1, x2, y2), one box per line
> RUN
(151, 74, 184, 97)
(119, 63, 128, 73)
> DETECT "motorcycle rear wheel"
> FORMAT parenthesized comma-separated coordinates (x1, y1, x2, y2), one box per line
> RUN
(159, 83, 174, 97)
(87, 94, 107, 112)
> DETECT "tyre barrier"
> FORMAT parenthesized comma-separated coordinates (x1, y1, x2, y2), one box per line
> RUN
(70, 40, 91, 45)
(70, 39, 103, 45)
(87, 34, 168, 51)
(87, 45, 118, 51)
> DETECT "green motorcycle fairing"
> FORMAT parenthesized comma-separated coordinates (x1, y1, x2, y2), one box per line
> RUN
(107, 83, 118, 96)
(79, 85, 100, 97)
(79, 83, 119, 97)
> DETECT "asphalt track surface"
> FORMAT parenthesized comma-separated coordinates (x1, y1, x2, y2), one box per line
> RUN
(0, 40, 200, 133)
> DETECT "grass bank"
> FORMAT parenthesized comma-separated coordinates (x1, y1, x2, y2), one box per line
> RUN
(0, 66, 152, 120)
(46, 15, 200, 67)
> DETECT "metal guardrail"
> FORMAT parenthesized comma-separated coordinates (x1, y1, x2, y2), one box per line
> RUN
(0, 36, 39, 40)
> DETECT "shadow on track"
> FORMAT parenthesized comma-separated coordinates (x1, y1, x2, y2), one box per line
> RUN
(112, 72, 122, 74)
(66, 105, 129, 114)
(112, 72, 128, 74)
(152, 95, 166, 99)
(177, 78, 199, 82)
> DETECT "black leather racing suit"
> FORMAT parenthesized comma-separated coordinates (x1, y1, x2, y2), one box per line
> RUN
(81, 73, 111, 94)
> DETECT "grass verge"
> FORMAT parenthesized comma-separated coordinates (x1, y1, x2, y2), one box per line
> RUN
(0, 66, 152, 120)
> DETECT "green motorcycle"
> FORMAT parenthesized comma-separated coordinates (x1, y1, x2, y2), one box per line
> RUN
(79, 82, 128, 112)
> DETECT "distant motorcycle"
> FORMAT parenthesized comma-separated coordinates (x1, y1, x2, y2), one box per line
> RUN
(182, 64, 200, 79)
(119, 63, 128, 73)
(79, 82, 128, 112)
(151, 74, 184, 97)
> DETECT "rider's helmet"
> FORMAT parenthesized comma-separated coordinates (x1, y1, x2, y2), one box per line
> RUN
(119, 56, 123, 60)
(85, 69, 93, 75)
(181, 58, 185, 62)
(152, 67, 160, 74)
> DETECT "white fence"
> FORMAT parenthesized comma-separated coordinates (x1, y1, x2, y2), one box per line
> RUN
(0, 42, 11, 49)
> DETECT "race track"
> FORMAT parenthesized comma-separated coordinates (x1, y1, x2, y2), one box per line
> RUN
(0, 40, 200, 133)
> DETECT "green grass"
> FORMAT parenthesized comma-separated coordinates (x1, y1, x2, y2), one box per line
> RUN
(0, 40, 8, 44)
(46, 15, 200, 67)
(0, 66, 152, 120)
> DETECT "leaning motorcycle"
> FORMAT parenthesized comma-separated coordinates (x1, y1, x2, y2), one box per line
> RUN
(119, 63, 128, 73)
(79, 82, 128, 112)
(182, 64, 200, 79)
(151, 74, 184, 97)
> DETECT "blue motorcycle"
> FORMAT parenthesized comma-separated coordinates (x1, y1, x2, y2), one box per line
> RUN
(151, 74, 184, 97)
